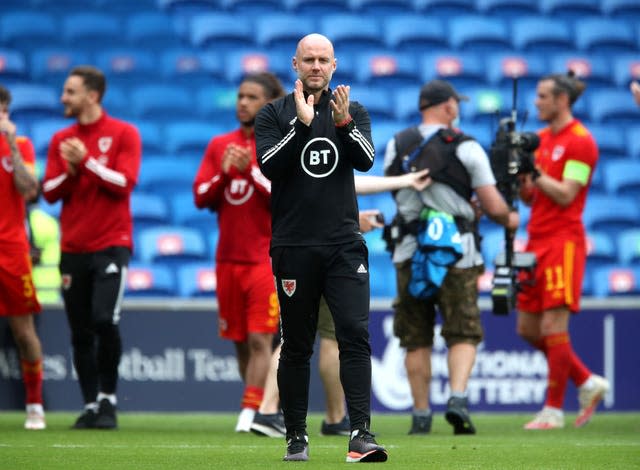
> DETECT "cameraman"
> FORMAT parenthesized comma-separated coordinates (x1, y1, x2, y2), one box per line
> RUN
(517, 72, 609, 430)
(383, 80, 518, 435)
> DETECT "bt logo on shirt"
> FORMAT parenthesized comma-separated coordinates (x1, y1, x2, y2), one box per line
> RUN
(300, 137, 339, 178)
(224, 178, 254, 205)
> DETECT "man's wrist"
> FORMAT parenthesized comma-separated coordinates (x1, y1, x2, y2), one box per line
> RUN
(335, 115, 353, 127)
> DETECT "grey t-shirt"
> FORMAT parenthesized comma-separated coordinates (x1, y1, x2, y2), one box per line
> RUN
(383, 123, 496, 268)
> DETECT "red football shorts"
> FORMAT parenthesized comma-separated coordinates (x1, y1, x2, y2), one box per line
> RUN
(0, 250, 42, 317)
(516, 235, 586, 314)
(215, 261, 279, 341)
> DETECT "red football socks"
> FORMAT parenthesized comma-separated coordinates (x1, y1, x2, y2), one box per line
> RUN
(21, 358, 43, 405)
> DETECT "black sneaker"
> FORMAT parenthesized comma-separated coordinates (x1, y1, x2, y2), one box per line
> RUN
(408, 414, 432, 434)
(346, 429, 388, 463)
(95, 398, 118, 430)
(250, 412, 286, 438)
(321, 415, 351, 436)
(283, 433, 309, 462)
(445, 396, 476, 435)
(72, 408, 98, 429)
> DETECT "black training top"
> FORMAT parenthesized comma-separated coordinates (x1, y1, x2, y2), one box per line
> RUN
(255, 88, 374, 248)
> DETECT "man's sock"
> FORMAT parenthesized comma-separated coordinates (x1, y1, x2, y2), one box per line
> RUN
(241, 385, 264, 411)
(21, 359, 43, 405)
(543, 333, 572, 409)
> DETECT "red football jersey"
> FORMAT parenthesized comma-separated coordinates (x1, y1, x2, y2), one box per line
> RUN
(0, 134, 36, 250)
(42, 113, 141, 252)
(193, 128, 272, 264)
(527, 119, 598, 239)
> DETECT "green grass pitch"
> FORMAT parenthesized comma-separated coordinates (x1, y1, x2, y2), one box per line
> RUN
(1, 412, 638, 469)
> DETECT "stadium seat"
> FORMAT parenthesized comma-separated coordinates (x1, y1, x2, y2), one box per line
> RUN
(131, 192, 171, 230)
(137, 225, 208, 267)
(601, 0, 640, 19)
(484, 53, 547, 95)
(137, 157, 200, 194)
(548, 54, 613, 90)
(348, 0, 415, 15)
(583, 194, 640, 234)
(255, 14, 315, 53)
(125, 12, 181, 49)
(95, 48, 156, 89)
(189, 14, 255, 50)
(588, 89, 639, 124)
(9, 84, 59, 121)
(165, 121, 221, 158)
(510, 16, 573, 53)
(157, 0, 219, 15)
(31, 119, 69, 158)
(475, 0, 539, 17)
(223, 50, 293, 86)
(196, 85, 238, 123)
(462, 122, 493, 150)
(602, 159, 640, 198)
(420, 52, 486, 90)
(460, 87, 512, 126)
(177, 262, 217, 298)
(284, 0, 351, 15)
(362, 227, 388, 256)
(368, 252, 396, 298)
(539, 0, 600, 18)
(354, 52, 421, 88)
(30, 48, 90, 84)
(0, 48, 28, 84)
(348, 86, 395, 121)
(61, 13, 122, 51)
(392, 86, 422, 123)
(94, 0, 158, 14)
(617, 229, 640, 265)
(591, 265, 640, 297)
(169, 191, 218, 237)
(130, 120, 164, 156)
(628, 126, 640, 159)
(130, 85, 194, 121)
(382, 15, 447, 52)
(222, 0, 286, 14)
(102, 85, 131, 120)
(412, 0, 477, 15)
(611, 55, 640, 88)
(448, 15, 510, 53)
(370, 120, 401, 156)
(587, 124, 627, 160)
(126, 263, 177, 297)
(574, 18, 637, 54)
(159, 49, 227, 87)
(0, 11, 59, 49)
(358, 192, 396, 224)
(585, 230, 618, 271)
(331, 51, 357, 85)
(319, 15, 383, 54)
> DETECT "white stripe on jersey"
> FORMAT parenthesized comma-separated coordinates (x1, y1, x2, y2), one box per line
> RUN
(261, 127, 296, 165)
(86, 158, 127, 187)
(42, 173, 68, 193)
(196, 174, 221, 195)
(349, 128, 375, 162)
(251, 166, 271, 193)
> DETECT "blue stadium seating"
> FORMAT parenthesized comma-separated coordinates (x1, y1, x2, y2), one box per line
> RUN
(583, 194, 640, 234)
(382, 15, 447, 53)
(413, 0, 476, 15)
(196, 85, 238, 123)
(30, 119, 69, 158)
(510, 16, 573, 53)
(0, 48, 28, 84)
(254, 14, 315, 53)
(0, 11, 59, 50)
(319, 15, 384, 54)
(349, 86, 395, 121)
(392, 86, 422, 123)
(588, 89, 640, 124)
(160, 49, 224, 87)
(628, 126, 640, 159)
(362, 227, 388, 256)
(130, 84, 194, 121)
(611, 55, 640, 88)
(131, 192, 171, 230)
(591, 265, 640, 297)
(131, 120, 165, 156)
(354, 51, 422, 88)
(223, 49, 293, 86)
(585, 230, 618, 270)
(601, 0, 640, 19)
(475, 0, 539, 17)
(126, 263, 177, 297)
(484, 53, 547, 94)
(539, 0, 601, 18)
(169, 191, 218, 237)
(368, 252, 396, 298)
(95, 48, 157, 89)
(617, 229, 640, 265)
(331, 51, 357, 85)
(157, 0, 219, 15)
(223, 0, 286, 14)
(137, 157, 200, 194)
(189, 14, 255, 50)
(125, 12, 181, 48)
(587, 124, 627, 160)
(102, 85, 131, 120)
(29, 48, 90, 85)
(448, 15, 511, 53)
(370, 120, 402, 156)
(602, 159, 640, 199)
(61, 13, 122, 51)
(420, 52, 486, 90)
(284, 0, 350, 15)
(165, 121, 221, 158)
(9, 84, 60, 121)
(460, 87, 512, 126)
(574, 18, 637, 54)
(137, 225, 209, 267)
(177, 262, 217, 297)
(548, 54, 613, 89)
(348, 0, 416, 15)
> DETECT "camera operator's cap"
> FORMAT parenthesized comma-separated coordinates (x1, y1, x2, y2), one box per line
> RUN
(419, 79, 469, 110)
